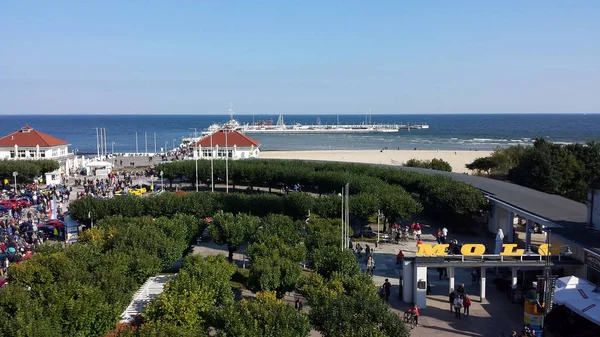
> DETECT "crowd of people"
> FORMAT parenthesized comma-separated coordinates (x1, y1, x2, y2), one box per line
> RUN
(0, 183, 69, 277)
(73, 171, 154, 199)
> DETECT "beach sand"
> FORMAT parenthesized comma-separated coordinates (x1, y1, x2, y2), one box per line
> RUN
(259, 150, 492, 173)
(103, 150, 492, 174)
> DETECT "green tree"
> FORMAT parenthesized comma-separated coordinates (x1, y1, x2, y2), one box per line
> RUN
(349, 193, 379, 222)
(247, 235, 306, 298)
(403, 158, 452, 172)
(465, 156, 500, 174)
(208, 211, 260, 261)
(214, 292, 311, 337)
(143, 255, 236, 330)
(310, 246, 359, 279)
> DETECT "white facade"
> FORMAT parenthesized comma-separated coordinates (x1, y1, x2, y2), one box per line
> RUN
(0, 144, 70, 160)
(192, 145, 260, 160)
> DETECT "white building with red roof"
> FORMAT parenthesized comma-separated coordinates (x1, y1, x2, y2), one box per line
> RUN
(193, 128, 260, 159)
(0, 126, 71, 160)
(0, 126, 76, 183)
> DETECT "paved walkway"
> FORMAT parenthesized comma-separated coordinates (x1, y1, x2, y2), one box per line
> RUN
(359, 222, 532, 336)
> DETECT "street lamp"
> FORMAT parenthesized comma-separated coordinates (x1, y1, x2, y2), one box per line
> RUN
(160, 171, 164, 191)
(195, 143, 199, 192)
(376, 210, 381, 246)
(12, 171, 18, 193)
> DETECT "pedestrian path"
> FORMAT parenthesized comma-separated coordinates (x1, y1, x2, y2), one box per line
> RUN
(354, 223, 527, 336)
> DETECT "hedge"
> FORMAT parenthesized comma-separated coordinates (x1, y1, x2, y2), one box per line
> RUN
(155, 159, 486, 220)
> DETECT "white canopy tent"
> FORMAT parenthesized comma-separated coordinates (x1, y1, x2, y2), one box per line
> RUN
(84, 161, 113, 176)
(554, 275, 600, 326)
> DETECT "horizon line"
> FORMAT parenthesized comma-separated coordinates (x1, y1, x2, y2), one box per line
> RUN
(0, 112, 599, 116)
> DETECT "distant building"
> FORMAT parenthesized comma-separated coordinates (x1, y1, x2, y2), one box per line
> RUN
(193, 129, 260, 159)
(0, 125, 77, 183)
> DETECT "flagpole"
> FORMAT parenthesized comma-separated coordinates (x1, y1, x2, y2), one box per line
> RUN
(225, 129, 229, 193)
(95, 128, 99, 158)
(99, 128, 103, 157)
(154, 132, 157, 153)
(211, 131, 214, 192)
(341, 187, 345, 251)
(135, 132, 139, 154)
(145, 132, 148, 154)
(104, 128, 107, 157)
(195, 142, 199, 192)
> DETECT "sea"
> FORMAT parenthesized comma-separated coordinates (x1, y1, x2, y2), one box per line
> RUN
(1, 114, 599, 155)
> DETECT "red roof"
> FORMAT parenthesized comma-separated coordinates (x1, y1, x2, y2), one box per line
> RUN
(196, 129, 260, 148)
(0, 126, 69, 147)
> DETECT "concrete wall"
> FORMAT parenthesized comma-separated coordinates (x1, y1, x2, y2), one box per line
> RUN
(413, 265, 428, 308)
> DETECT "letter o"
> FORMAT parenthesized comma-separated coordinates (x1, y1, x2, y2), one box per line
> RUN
(461, 244, 486, 256)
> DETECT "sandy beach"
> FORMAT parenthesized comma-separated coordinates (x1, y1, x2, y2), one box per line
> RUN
(259, 150, 492, 173)
(103, 150, 492, 174)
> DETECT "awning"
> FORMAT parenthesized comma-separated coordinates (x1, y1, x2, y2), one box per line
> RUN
(86, 161, 113, 168)
(554, 275, 600, 326)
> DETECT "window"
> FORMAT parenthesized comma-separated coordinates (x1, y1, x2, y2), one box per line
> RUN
(9, 150, 15, 158)
(52, 149, 59, 157)
(18, 150, 26, 158)
(202, 149, 213, 157)
(29, 151, 35, 157)
(218, 149, 227, 157)
(40, 151, 46, 158)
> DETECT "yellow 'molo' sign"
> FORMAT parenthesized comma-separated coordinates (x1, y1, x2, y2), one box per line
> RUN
(416, 243, 561, 257)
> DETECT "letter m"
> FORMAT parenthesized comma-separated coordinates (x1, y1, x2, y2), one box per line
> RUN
(416, 244, 449, 257)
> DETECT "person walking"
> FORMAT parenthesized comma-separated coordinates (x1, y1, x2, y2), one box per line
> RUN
(457, 283, 465, 297)
(449, 288, 457, 313)
(463, 294, 471, 316)
(454, 295, 463, 319)
(366, 256, 375, 276)
(383, 279, 392, 302)
(396, 249, 404, 268)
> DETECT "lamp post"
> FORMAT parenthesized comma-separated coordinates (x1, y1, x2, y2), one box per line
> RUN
(210, 131, 214, 192)
(160, 171, 164, 191)
(377, 210, 381, 246)
(195, 142, 199, 192)
(12, 171, 18, 193)
(225, 129, 229, 193)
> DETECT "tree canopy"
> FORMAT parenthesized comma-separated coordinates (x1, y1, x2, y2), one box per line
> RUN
(404, 158, 453, 172)
(0, 159, 60, 183)
(466, 139, 600, 202)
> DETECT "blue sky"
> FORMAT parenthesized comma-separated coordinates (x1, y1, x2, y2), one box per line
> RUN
(1, 0, 599, 115)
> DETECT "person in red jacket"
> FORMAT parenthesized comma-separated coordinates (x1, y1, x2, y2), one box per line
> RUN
(408, 303, 420, 326)
(463, 294, 472, 316)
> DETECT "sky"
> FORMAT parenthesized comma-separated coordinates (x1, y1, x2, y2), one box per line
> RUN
(1, 0, 599, 115)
